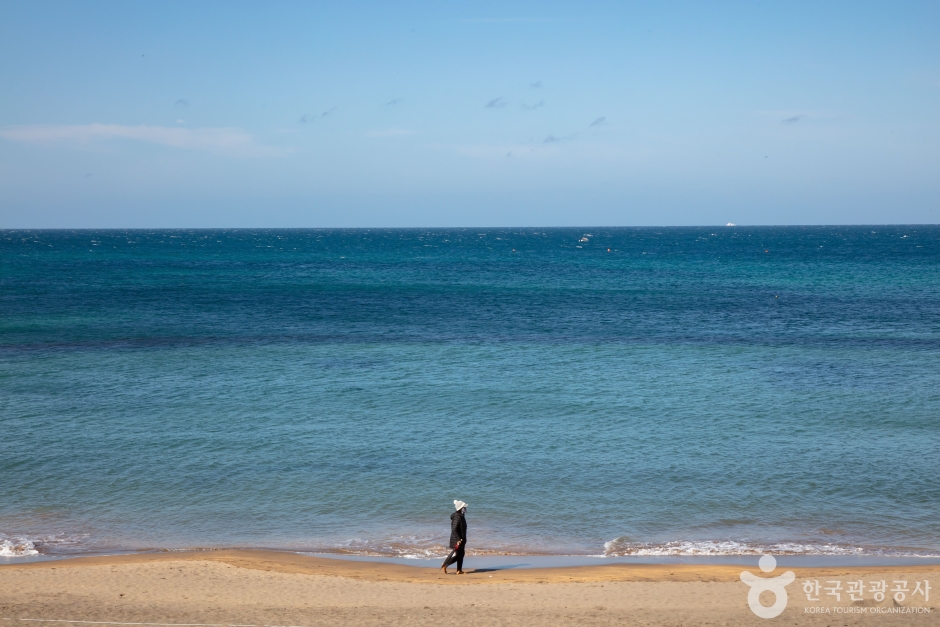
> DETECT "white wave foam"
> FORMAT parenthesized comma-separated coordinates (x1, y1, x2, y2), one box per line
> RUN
(0, 537, 39, 557)
(321, 536, 450, 560)
(309, 535, 534, 560)
(603, 538, 937, 557)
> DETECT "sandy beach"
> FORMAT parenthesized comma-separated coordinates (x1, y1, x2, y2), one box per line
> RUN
(1, 550, 936, 626)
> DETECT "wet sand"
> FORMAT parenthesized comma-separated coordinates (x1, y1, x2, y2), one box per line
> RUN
(1, 550, 937, 625)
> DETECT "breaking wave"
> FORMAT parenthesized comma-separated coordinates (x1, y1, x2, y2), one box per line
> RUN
(603, 538, 940, 557)
(0, 531, 91, 557)
(0, 536, 39, 557)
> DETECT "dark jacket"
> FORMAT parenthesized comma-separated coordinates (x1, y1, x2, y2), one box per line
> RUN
(449, 510, 467, 548)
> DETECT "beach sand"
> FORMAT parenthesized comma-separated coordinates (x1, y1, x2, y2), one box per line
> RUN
(1, 550, 937, 626)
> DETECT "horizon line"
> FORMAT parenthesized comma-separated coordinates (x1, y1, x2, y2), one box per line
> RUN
(2, 223, 939, 231)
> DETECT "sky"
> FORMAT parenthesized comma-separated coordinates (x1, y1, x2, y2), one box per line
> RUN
(1, 0, 938, 227)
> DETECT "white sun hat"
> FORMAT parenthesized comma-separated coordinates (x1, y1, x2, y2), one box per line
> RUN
(454, 500, 468, 511)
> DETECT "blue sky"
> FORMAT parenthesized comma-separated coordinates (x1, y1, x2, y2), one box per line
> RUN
(1, 0, 938, 227)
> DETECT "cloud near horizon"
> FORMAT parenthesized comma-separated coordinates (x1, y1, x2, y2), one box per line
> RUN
(0, 123, 284, 156)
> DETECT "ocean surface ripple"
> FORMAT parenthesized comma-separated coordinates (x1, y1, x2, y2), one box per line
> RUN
(1, 227, 939, 557)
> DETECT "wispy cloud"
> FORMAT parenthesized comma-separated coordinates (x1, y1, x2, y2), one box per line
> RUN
(589, 116, 606, 127)
(298, 108, 335, 124)
(485, 97, 507, 108)
(521, 100, 544, 110)
(175, 99, 190, 107)
(782, 114, 805, 124)
(530, 81, 542, 88)
(544, 133, 575, 143)
(0, 123, 284, 156)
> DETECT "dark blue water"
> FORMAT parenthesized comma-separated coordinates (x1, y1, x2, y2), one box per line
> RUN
(2, 227, 939, 558)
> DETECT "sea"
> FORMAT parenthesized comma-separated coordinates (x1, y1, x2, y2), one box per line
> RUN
(1, 227, 939, 560)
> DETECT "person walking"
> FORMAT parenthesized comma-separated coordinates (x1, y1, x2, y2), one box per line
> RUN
(440, 500, 467, 574)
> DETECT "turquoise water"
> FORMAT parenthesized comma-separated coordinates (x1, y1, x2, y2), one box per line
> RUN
(1, 227, 939, 558)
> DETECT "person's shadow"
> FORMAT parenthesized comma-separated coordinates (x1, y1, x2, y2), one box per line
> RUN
(467, 564, 530, 573)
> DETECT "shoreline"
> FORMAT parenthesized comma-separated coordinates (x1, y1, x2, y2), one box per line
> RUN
(4, 549, 940, 582)
(307, 551, 940, 570)
(5, 547, 940, 570)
